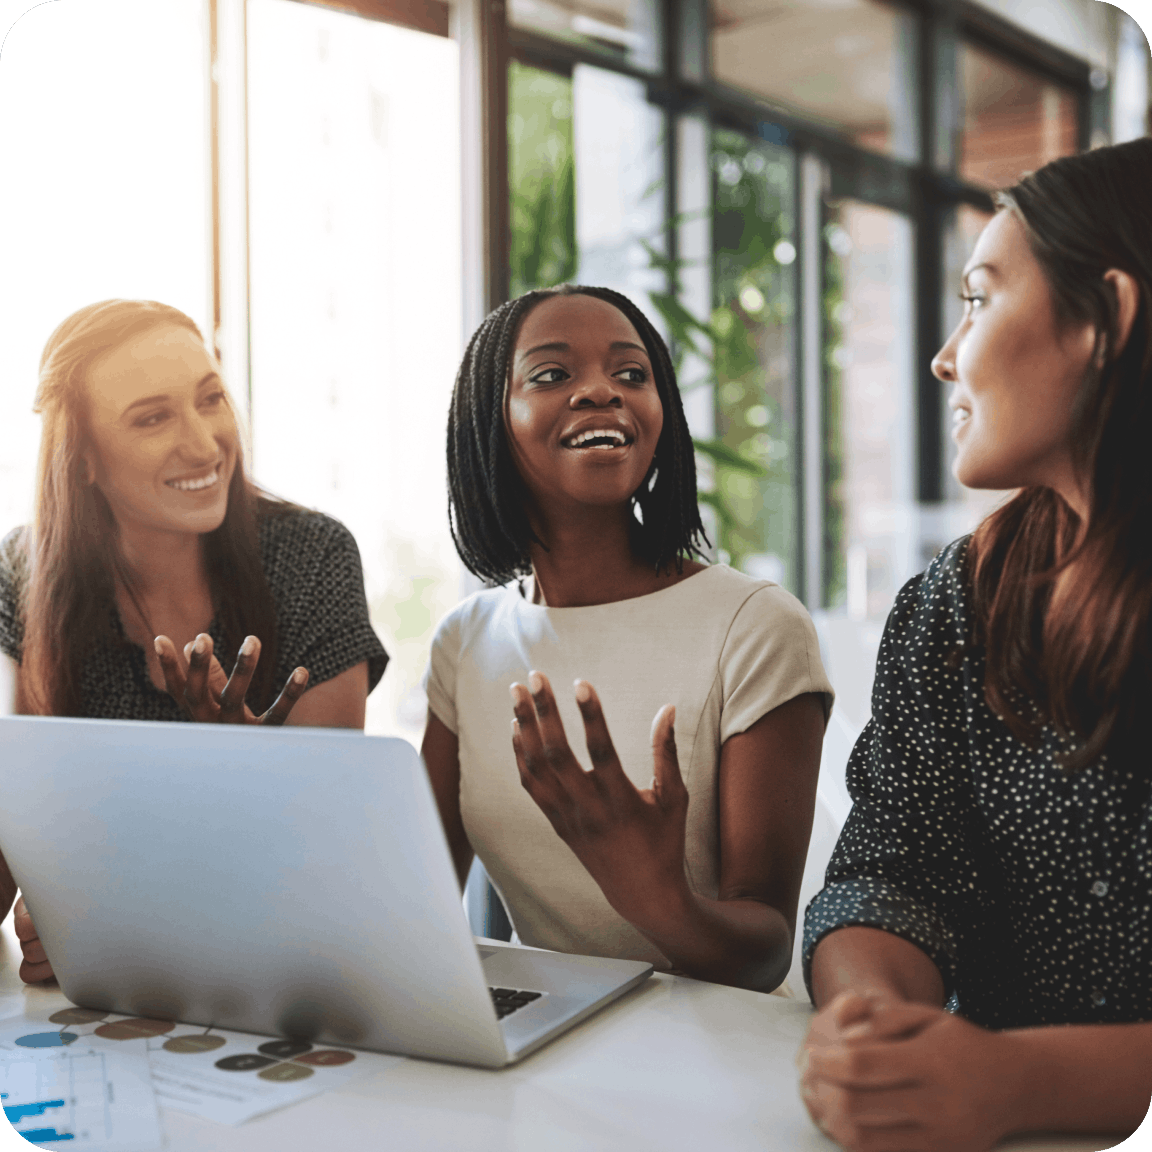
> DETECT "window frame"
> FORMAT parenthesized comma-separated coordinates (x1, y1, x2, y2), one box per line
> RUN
(223, 0, 1097, 607)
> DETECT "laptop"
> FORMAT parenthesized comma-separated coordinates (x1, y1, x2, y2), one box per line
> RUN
(0, 716, 652, 1068)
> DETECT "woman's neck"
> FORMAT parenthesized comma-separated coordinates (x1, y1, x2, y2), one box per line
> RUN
(526, 505, 703, 608)
(114, 520, 209, 602)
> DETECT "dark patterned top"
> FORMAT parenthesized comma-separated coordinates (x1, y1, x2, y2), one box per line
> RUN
(0, 509, 387, 721)
(803, 537, 1151, 1030)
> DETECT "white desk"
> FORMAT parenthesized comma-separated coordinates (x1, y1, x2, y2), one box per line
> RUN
(0, 917, 1123, 1152)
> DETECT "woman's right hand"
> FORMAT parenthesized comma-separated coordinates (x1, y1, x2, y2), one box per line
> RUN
(14, 897, 54, 983)
(154, 633, 308, 725)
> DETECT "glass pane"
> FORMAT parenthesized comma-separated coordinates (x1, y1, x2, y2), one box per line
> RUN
(572, 66, 665, 307)
(508, 0, 660, 73)
(1113, 14, 1150, 144)
(959, 42, 1079, 189)
(0, 0, 210, 536)
(710, 0, 919, 161)
(823, 201, 915, 618)
(711, 132, 798, 594)
(509, 62, 577, 297)
(509, 61, 667, 318)
(247, 0, 462, 743)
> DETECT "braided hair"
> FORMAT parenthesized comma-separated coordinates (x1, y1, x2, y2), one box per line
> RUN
(447, 284, 708, 586)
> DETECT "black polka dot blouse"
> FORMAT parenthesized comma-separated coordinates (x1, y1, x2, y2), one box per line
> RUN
(0, 509, 388, 721)
(803, 537, 1151, 1029)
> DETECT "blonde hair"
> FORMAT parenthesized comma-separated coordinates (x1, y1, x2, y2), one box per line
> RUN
(20, 299, 280, 715)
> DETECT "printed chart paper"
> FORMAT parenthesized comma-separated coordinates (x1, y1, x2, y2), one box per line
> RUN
(144, 1024, 403, 1125)
(0, 1009, 163, 1152)
(1, 1006, 404, 1129)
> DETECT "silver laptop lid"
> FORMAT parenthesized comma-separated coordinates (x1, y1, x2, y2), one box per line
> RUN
(0, 716, 509, 1067)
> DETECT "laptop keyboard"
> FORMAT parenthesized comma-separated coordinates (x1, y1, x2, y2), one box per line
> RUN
(489, 987, 543, 1020)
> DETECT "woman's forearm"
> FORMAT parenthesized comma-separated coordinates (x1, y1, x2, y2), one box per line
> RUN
(623, 879, 794, 992)
(809, 925, 946, 1007)
(1002, 1021, 1152, 1136)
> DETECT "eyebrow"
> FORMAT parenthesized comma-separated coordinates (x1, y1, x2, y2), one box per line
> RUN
(121, 373, 221, 418)
(519, 340, 648, 358)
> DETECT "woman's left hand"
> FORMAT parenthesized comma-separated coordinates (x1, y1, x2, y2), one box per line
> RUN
(509, 671, 689, 920)
(800, 996, 1022, 1152)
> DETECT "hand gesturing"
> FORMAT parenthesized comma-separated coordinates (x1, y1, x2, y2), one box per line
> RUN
(154, 632, 308, 725)
(509, 671, 689, 921)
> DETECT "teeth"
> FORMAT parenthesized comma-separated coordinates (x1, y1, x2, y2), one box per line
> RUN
(565, 429, 627, 448)
(953, 409, 970, 424)
(167, 469, 219, 492)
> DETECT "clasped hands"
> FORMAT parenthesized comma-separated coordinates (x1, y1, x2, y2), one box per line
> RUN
(509, 671, 689, 921)
(153, 632, 308, 725)
(799, 992, 1021, 1152)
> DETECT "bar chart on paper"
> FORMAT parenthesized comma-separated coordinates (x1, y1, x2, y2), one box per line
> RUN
(1, 1046, 162, 1152)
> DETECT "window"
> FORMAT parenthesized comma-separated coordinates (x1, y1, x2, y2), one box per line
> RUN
(509, 0, 661, 72)
(822, 202, 915, 618)
(710, 0, 920, 161)
(959, 42, 1079, 189)
(711, 132, 798, 591)
(509, 61, 666, 312)
(246, 0, 462, 742)
(0, 0, 210, 535)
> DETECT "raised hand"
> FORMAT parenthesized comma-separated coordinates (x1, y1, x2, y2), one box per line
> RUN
(509, 671, 688, 921)
(154, 632, 308, 725)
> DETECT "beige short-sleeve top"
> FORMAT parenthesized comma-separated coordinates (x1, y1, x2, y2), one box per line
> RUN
(425, 564, 834, 968)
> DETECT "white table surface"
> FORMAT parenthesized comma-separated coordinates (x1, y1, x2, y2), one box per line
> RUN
(0, 917, 1126, 1152)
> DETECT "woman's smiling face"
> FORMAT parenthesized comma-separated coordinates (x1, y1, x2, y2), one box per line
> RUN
(505, 293, 664, 515)
(932, 210, 1097, 497)
(83, 324, 239, 536)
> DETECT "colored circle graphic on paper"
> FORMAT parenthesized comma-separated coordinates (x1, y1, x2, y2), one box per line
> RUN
(216, 1054, 277, 1072)
(257, 1063, 314, 1083)
(15, 1031, 79, 1048)
(292, 1049, 355, 1067)
(95, 1018, 175, 1041)
(258, 1039, 313, 1059)
(164, 1034, 227, 1054)
(49, 1008, 108, 1026)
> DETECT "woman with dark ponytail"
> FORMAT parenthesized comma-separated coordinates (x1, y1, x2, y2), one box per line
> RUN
(800, 138, 1152, 1149)
(423, 285, 833, 991)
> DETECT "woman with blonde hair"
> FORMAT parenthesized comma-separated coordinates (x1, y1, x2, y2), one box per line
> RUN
(1, 298, 387, 979)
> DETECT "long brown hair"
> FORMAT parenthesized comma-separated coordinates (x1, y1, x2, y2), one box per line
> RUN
(967, 138, 1152, 773)
(18, 299, 287, 716)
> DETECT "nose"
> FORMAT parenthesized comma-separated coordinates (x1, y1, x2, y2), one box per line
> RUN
(570, 374, 623, 408)
(931, 326, 960, 384)
(180, 408, 221, 464)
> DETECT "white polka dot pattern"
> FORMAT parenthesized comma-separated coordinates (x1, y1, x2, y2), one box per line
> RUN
(802, 537, 1152, 1028)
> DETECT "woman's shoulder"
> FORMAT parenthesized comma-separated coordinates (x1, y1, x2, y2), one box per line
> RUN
(0, 527, 29, 588)
(690, 564, 816, 630)
(432, 583, 516, 644)
(889, 535, 972, 640)
(256, 503, 363, 580)
(257, 502, 351, 550)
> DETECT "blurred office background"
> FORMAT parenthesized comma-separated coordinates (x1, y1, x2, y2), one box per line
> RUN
(0, 0, 1149, 748)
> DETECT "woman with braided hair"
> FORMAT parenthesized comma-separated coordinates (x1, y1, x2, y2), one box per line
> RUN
(421, 285, 833, 990)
